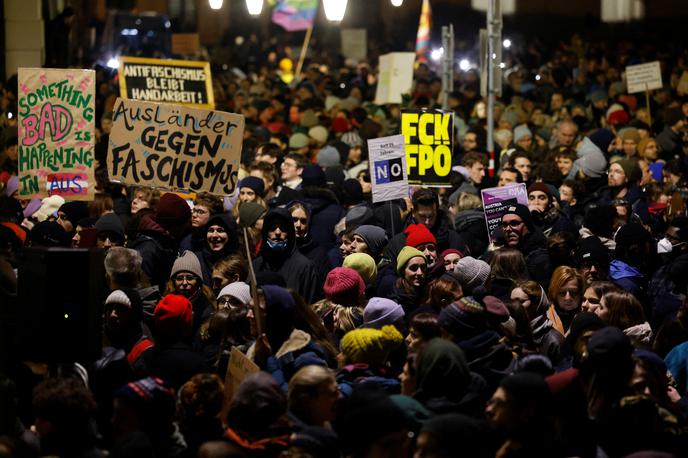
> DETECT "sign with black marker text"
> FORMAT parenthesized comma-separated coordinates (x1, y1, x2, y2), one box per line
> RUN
(401, 109, 454, 187)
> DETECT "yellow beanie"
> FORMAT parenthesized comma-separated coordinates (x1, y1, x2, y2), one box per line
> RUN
(340, 325, 403, 366)
(343, 252, 378, 284)
(396, 246, 426, 276)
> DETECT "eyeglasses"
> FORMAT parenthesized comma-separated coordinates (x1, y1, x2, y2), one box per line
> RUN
(218, 296, 244, 309)
(174, 274, 197, 284)
(501, 220, 523, 229)
(192, 208, 209, 215)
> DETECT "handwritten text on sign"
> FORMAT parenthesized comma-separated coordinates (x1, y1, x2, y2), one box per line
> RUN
(108, 98, 244, 195)
(119, 57, 214, 108)
(401, 109, 454, 187)
(626, 61, 663, 94)
(17, 68, 95, 200)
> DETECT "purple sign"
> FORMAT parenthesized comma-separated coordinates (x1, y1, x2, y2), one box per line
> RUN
(481, 183, 528, 242)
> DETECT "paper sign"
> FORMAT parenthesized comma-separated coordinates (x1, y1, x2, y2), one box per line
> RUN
(341, 29, 367, 60)
(481, 183, 528, 242)
(374, 52, 415, 105)
(222, 347, 260, 417)
(118, 56, 214, 108)
(107, 98, 244, 195)
(626, 61, 663, 94)
(17, 68, 96, 200)
(171, 34, 200, 56)
(401, 109, 454, 187)
(368, 134, 408, 203)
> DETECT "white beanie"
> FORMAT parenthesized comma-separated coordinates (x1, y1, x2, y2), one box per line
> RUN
(170, 251, 203, 279)
(105, 290, 132, 308)
(33, 195, 65, 222)
(217, 281, 251, 304)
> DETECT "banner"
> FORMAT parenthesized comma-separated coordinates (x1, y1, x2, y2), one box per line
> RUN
(118, 56, 214, 108)
(481, 183, 528, 242)
(272, 0, 318, 32)
(107, 98, 244, 195)
(374, 52, 415, 105)
(341, 29, 367, 60)
(625, 61, 662, 94)
(401, 109, 453, 187)
(17, 68, 96, 200)
(368, 134, 408, 203)
(415, 0, 432, 63)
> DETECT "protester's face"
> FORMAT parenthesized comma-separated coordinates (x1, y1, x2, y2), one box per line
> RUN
(550, 93, 564, 111)
(607, 163, 627, 187)
(291, 207, 308, 238)
(557, 124, 576, 146)
(399, 361, 416, 396)
(207, 224, 229, 251)
(513, 157, 531, 181)
(250, 169, 273, 193)
(516, 135, 533, 151)
(580, 261, 604, 283)
(559, 185, 573, 204)
(218, 295, 246, 312)
(642, 140, 658, 161)
(413, 203, 437, 229)
(414, 431, 447, 458)
(212, 269, 232, 296)
(281, 158, 302, 181)
(307, 377, 340, 426)
(528, 191, 550, 213)
(417, 242, 437, 266)
(581, 287, 601, 314)
(72, 225, 84, 247)
(556, 156, 574, 176)
(131, 192, 149, 214)
(350, 234, 369, 254)
(192, 205, 211, 228)
(498, 170, 518, 187)
(596, 296, 610, 321)
(557, 279, 581, 311)
(622, 139, 638, 157)
(239, 188, 257, 203)
(463, 133, 478, 152)
(54, 211, 73, 233)
(404, 257, 427, 287)
(267, 222, 287, 243)
(348, 146, 362, 164)
(173, 272, 200, 298)
(510, 287, 532, 312)
(443, 253, 461, 272)
(97, 231, 123, 250)
(486, 387, 514, 432)
(630, 364, 656, 399)
(106, 303, 133, 336)
(468, 162, 486, 185)
(501, 214, 527, 247)
(405, 327, 424, 355)
(339, 235, 354, 257)
(6, 144, 18, 161)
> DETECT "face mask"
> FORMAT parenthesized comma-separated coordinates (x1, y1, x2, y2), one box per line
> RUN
(657, 238, 673, 254)
(267, 238, 288, 251)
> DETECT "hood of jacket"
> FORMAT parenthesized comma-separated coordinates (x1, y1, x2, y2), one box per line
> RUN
(261, 208, 297, 258)
(205, 213, 239, 256)
(609, 259, 643, 280)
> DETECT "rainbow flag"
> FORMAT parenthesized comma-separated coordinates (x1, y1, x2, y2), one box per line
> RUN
(272, 0, 318, 32)
(415, 0, 432, 63)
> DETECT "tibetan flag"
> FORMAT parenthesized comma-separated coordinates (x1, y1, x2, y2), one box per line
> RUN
(272, 0, 318, 32)
(415, 0, 432, 63)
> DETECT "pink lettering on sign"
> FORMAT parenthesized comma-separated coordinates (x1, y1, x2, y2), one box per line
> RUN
(39, 74, 47, 84)
(20, 84, 30, 95)
(21, 103, 74, 147)
(47, 173, 87, 196)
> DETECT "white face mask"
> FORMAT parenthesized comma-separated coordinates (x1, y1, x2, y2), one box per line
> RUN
(657, 238, 673, 254)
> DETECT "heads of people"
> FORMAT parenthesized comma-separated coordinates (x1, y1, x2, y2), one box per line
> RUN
(500, 204, 532, 248)
(191, 193, 224, 229)
(463, 152, 488, 186)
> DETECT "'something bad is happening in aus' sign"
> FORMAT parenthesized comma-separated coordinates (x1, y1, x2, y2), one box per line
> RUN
(118, 56, 215, 108)
(107, 98, 244, 195)
(401, 109, 454, 187)
(17, 68, 96, 200)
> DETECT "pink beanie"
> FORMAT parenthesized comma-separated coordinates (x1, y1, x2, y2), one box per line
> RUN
(323, 267, 365, 306)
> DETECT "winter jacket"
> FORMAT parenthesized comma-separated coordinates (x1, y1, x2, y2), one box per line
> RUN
(141, 341, 209, 389)
(517, 228, 552, 287)
(336, 363, 401, 397)
(129, 215, 177, 290)
(296, 233, 332, 288)
(657, 125, 684, 162)
(609, 259, 645, 297)
(454, 209, 488, 257)
(194, 213, 239, 287)
(301, 187, 346, 253)
(531, 314, 564, 364)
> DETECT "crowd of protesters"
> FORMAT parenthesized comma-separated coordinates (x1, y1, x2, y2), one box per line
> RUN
(1, 22, 688, 458)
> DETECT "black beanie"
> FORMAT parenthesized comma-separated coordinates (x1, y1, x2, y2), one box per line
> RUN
(502, 203, 534, 231)
(614, 222, 651, 249)
(59, 201, 89, 225)
(576, 236, 610, 267)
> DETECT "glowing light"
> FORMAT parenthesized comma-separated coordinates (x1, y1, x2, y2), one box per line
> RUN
(106, 57, 120, 69)
(459, 59, 471, 71)
(323, 0, 347, 21)
(535, 74, 542, 81)
(430, 47, 444, 61)
(209, 0, 223, 10)
(391, 0, 403, 6)
(503, 38, 512, 48)
(246, 0, 263, 15)
(499, 62, 506, 68)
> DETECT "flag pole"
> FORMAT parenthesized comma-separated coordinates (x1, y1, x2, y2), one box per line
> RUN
(294, 25, 313, 84)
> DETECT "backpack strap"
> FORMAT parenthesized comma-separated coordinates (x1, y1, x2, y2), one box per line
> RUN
(127, 338, 154, 366)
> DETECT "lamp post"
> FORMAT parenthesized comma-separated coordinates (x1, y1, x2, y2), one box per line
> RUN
(246, 0, 263, 16)
(323, 0, 347, 22)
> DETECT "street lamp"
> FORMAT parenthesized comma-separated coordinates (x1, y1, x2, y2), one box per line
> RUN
(246, 0, 263, 15)
(209, 0, 223, 10)
(391, 0, 403, 6)
(323, 0, 347, 22)
(503, 38, 512, 49)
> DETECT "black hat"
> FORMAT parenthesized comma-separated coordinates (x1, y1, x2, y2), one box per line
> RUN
(576, 236, 609, 267)
(502, 203, 534, 231)
(614, 222, 651, 249)
(301, 165, 327, 188)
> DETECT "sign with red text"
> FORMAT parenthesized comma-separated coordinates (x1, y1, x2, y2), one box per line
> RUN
(17, 68, 96, 200)
(401, 109, 454, 187)
(108, 98, 244, 195)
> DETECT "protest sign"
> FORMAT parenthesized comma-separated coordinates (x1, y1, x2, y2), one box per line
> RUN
(17, 68, 96, 200)
(341, 28, 367, 60)
(171, 34, 200, 56)
(374, 52, 415, 104)
(107, 98, 244, 195)
(222, 347, 259, 417)
(625, 61, 662, 94)
(118, 56, 214, 108)
(481, 183, 528, 242)
(368, 134, 408, 203)
(401, 109, 454, 187)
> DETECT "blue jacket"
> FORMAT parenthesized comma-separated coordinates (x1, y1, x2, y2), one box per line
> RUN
(609, 259, 645, 296)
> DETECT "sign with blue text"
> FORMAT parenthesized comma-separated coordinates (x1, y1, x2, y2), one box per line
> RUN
(368, 134, 408, 203)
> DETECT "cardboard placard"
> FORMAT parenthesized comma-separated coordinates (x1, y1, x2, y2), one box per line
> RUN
(401, 109, 454, 187)
(118, 56, 214, 108)
(171, 33, 200, 56)
(368, 134, 409, 203)
(107, 98, 244, 195)
(17, 68, 96, 200)
(222, 347, 260, 415)
(374, 52, 415, 105)
(626, 61, 663, 94)
(341, 28, 367, 60)
(481, 183, 528, 242)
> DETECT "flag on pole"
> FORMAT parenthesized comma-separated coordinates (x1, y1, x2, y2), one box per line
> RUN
(415, 0, 432, 63)
(272, 0, 318, 32)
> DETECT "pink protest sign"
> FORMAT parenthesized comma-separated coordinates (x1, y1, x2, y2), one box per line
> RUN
(480, 183, 528, 242)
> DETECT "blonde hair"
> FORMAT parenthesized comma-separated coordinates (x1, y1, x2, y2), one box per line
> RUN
(455, 192, 482, 212)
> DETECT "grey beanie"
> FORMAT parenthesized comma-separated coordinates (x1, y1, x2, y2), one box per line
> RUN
(170, 250, 203, 280)
(217, 281, 251, 304)
(512, 124, 533, 144)
(454, 256, 491, 293)
(317, 145, 342, 168)
(353, 225, 388, 257)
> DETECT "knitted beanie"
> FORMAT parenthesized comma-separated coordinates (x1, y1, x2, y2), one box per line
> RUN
(217, 281, 251, 304)
(340, 325, 404, 366)
(454, 256, 490, 293)
(155, 193, 191, 230)
(513, 124, 533, 144)
(170, 250, 203, 280)
(323, 267, 365, 306)
(309, 125, 329, 145)
(34, 195, 65, 222)
(105, 287, 143, 322)
(618, 127, 640, 144)
(289, 132, 310, 149)
(59, 201, 89, 225)
(115, 377, 176, 419)
(363, 298, 405, 329)
(239, 202, 266, 228)
(501, 203, 534, 231)
(440, 248, 464, 260)
(341, 131, 363, 148)
(239, 176, 265, 198)
(317, 145, 341, 168)
(396, 246, 426, 276)
(527, 182, 552, 199)
(404, 223, 436, 248)
(95, 213, 125, 239)
(154, 294, 193, 338)
(342, 252, 378, 284)
(353, 225, 388, 258)
(615, 158, 641, 184)
(106, 290, 132, 308)
(438, 297, 487, 341)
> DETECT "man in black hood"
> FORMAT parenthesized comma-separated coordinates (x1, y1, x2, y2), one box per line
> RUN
(253, 208, 319, 303)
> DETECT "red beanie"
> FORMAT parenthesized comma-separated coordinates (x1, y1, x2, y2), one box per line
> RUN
(527, 182, 552, 198)
(155, 194, 191, 230)
(323, 267, 365, 306)
(331, 117, 351, 134)
(154, 294, 193, 338)
(404, 223, 436, 248)
(607, 110, 630, 127)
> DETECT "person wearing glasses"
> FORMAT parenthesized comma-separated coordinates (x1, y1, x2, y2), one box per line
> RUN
(499, 203, 551, 287)
(166, 250, 216, 337)
(179, 193, 224, 253)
